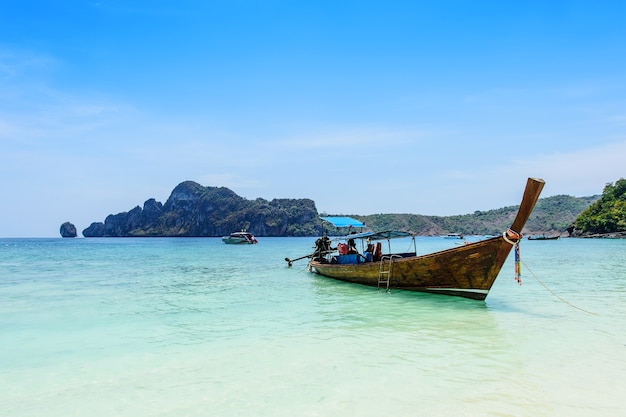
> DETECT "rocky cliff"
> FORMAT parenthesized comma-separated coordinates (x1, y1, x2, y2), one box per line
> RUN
(82, 181, 321, 237)
(60, 222, 77, 238)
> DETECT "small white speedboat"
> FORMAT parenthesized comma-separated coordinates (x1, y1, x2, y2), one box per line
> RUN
(222, 231, 258, 244)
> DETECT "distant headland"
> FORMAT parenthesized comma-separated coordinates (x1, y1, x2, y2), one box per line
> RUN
(60, 179, 623, 238)
(79, 181, 321, 238)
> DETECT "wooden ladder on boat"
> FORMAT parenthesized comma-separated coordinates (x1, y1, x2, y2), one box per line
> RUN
(378, 255, 401, 292)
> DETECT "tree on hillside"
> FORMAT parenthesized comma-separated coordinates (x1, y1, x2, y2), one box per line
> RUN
(574, 178, 626, 234)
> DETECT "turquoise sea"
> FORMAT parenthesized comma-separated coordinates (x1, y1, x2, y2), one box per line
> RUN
(1, 237, 625, 417)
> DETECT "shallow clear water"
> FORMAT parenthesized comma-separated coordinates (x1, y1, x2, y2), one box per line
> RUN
(1, 237, 625, 416)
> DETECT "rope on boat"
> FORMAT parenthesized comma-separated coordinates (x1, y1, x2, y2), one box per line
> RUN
(502, 228, 522, 245)
(503, 228, 597, 315)
(521, 260, 599, 316)
(503, 229, 523, 285)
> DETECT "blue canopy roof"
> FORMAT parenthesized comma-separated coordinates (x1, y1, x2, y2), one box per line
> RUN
(320, 216, 365, 228)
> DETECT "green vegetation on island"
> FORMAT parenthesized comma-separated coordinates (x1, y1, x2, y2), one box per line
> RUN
(82, 181, 321, 237)
(570, 178, 626, 236)
(337, 194, 598, 237)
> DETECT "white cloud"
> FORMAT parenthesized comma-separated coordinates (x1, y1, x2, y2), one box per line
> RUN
(270, 125, 432, 150)
(510, 141, 626, 194)
(0, 47, 58, 81)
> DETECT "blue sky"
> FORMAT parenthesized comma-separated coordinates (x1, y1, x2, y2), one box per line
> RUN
(1, 1, 625, 237)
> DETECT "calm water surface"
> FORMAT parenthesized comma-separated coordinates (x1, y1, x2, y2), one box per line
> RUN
(1, 237, 625, 416)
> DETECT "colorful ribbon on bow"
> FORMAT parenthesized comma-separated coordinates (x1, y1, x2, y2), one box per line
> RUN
(514, 241, 522, 285)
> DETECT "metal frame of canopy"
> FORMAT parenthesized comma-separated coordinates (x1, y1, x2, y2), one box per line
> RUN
(320, 216, 416, 255)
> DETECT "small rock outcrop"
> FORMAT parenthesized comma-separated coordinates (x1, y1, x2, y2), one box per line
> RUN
(60, 222, 77, 238)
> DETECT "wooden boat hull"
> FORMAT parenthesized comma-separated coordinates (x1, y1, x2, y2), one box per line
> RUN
(310, 236, 512, 300)
(308, 177, 545, 300)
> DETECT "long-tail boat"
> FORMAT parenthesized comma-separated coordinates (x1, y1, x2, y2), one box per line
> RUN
(297, 178, 544, 300)
(527, 234, 560, 240)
